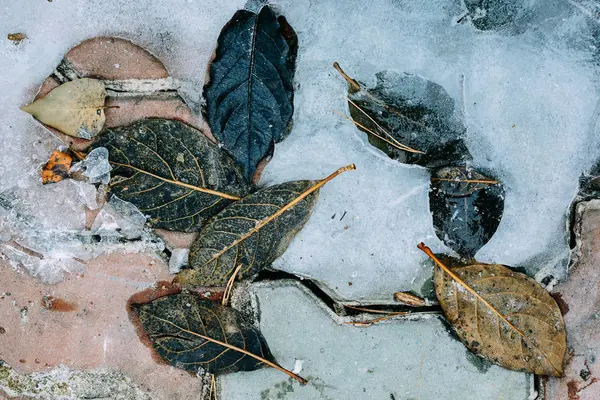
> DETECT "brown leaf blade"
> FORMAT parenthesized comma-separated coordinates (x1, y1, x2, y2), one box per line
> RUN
(131, 292, 307, 384)
(21, 78, 107, 139)
(178, 164, 355, 286)
(418, 243, 566, 377)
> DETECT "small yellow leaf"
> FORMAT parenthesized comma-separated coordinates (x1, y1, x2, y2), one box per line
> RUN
(21, 78, 107, 139)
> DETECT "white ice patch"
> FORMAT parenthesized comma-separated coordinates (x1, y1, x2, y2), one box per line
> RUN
(259, 0, 600, 300)
(91, 196, 147, 240)
(168, 248, 190, 274)
(72, 147, 112, 185)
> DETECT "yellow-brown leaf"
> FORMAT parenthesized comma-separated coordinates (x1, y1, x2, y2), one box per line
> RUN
(21, 78, 106, 139)
(419, 243, 566, 376)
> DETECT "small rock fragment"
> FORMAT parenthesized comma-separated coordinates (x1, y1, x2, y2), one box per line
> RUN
(7, 33, 26, 42)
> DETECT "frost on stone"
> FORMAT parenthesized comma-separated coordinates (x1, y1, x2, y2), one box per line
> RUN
(91, 196, 147, 240)
(168, 248, 189, 274)
(72, 147, 112, 185)
(0, 361, 152, 400)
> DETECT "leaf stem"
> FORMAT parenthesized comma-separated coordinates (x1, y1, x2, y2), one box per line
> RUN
(344, 305, 408, 315)
(222, 264, 243, 306)
(73, 153, 241, 200)
(344, 97, 424, 154)
(333, 62, 361, 92)
(344, 314, 405, 326)
(210, 375, 216, 400)
(333, 110, 421, 154)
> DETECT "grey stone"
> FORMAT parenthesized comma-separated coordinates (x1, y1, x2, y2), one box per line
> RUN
(220, 282, 533, 400)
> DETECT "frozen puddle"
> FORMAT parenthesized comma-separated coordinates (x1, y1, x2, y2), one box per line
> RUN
(261, 0, 600, 301)
(1, 0, 598, 300)
(221, 282, 533, 400)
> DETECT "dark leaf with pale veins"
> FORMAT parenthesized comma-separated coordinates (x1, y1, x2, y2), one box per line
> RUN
(203, 6, 298, 180)
(422, 248, 566, 377)
(91, 118, 251, 232)
(429, 166, 504, 257)
(132, 292, 276, 375)
(177, 165, 354, 287)
(337, 64, 471, 168)
(462, 0, 529, 33)
(181, 181, 317, 286)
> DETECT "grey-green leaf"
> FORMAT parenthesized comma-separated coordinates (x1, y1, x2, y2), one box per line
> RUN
(132, 293, 276, 375)
(91, 118, 251, 232)
(337, 64, 471, 168)
(178, 180, 318, 287)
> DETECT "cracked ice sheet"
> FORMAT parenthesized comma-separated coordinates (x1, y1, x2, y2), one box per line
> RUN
(0, 0, 246, 284)
(259, 0, 600, 301)
(221, 283, 532, 400)
(1, 0, 598, 296)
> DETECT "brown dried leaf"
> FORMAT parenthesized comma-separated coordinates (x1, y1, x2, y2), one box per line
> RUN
(130, 292, 307, 384)
(393, 292, 426, 307)
(177, 164, 356, 286)
(418, 243, 566, 376)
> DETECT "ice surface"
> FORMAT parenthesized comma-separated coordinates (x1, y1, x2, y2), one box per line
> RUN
(68, 179, 102, 210)
(257, 0, 600, 300)
(221, 282, 533, 399)
(73, 147, 112, 185)
(91, 195, 147, 240)
(168, 248, 189, 274)
(1, 0, 598, 296)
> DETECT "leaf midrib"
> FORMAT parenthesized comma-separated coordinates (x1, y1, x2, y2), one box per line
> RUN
(199, 165, 355, 269)
(110, 161, 240, 201)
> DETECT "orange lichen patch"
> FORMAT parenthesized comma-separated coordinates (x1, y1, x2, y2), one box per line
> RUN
(41, 295, 77, 312)
(41, 150, 73, 184)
